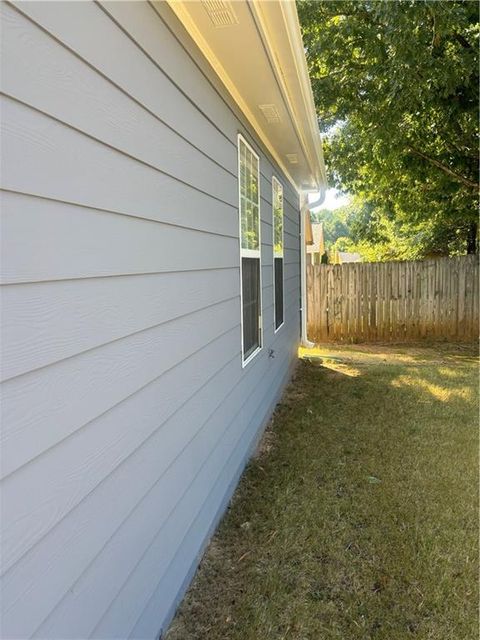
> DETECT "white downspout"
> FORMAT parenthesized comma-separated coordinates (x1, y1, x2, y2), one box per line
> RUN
(300, 190, 325, 348)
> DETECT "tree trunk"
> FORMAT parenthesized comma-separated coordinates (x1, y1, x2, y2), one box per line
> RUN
(466, 221, 477, 254)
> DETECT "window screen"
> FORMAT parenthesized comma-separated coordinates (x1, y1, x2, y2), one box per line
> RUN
(242, 257, 260, 359)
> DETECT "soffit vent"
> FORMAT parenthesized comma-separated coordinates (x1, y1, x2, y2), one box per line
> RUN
(258, 104, 281, 124)
(202, 1, 239, 28)
(286, 153, 299, 164)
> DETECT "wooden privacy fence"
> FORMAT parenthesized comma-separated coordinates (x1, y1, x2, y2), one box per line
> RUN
(307, 255, 479, 343)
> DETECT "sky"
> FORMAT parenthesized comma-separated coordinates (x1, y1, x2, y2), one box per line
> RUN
(309, 188, 350, 212)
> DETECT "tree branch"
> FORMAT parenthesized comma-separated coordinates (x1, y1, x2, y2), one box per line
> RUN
(407, 147, 479, 190)
(453, 33, 472, 49)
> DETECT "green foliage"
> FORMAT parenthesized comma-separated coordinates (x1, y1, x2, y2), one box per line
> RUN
(273, 180, 284, 255)
(298, 0, 479, 257)
(310, 207, 349, 245)
(312, 196, 473, 261)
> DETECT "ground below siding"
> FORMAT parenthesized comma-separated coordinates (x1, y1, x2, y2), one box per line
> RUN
(166, 344, 479, 640)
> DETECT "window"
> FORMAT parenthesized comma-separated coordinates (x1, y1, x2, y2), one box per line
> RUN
(238, 135, 262, 365)
(272, 176, 284, 331)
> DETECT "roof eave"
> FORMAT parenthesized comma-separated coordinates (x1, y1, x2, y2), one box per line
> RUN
(165, 0, 326, 196)
(251, 0, 327, 194)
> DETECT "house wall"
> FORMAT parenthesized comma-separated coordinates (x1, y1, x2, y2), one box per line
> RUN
(0, 2, 301, 639)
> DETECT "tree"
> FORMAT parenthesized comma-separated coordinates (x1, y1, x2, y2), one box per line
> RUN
(312, 200, 423, 262)
(310, 207, 349, 245)
(297, 0, 479, 256)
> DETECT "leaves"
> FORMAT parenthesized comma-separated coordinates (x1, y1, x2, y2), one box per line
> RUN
(298, 0, 479, 257)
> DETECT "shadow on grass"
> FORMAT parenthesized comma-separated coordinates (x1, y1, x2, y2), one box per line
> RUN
(167, 346, 479, 640)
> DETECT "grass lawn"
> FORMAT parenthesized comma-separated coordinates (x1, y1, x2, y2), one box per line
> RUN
(166, 344, 479, 640)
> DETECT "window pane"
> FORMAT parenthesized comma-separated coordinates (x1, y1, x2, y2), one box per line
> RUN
(273, 180, 283, 254)
(250, 204, 259, 251)
(251, 164, 258, 203)
(244, 202, 252, 250)
(240, 165, 246, 200)
(239, 139, 260, 251)
(240, 142, 247, 198)
(246, 205, 255, 249)
(245, 156, 251, 203)
(247, 149, 253, 203)
(240, 197, 247, 248)
(242, 257, 260, 359)
(274, 257, 284, 329)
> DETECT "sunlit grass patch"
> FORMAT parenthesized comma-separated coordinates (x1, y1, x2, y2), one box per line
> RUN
(391, 374, 473, 403)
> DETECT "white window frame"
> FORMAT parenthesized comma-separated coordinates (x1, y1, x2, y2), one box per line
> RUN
(272, 176, 285, 333)
(238, 134, 262, 367)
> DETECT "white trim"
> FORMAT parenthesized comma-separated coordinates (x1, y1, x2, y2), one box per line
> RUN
(274, 321, 285, 335)
(242, 345, 262, 368)
(238, 134, 263, 367)
(272, 176, 285, 334)
(241, 248, 261, 259)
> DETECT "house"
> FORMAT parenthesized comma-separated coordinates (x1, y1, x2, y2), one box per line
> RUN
(0, 1, 326, 638)
(306, 221, 327, 264)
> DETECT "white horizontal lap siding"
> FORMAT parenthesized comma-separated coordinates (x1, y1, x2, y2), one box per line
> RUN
(1, 268, 238, 381)
(1, 3, 237, 206)
(0, 96, 235, 236)
(3, 342, 242, 639)
(0, 192, 235, 285)
(0, 1, 301, 639)
(1, 301, 240, 574)
(6, 1, 237, 175)
(35, 327, 297, 640)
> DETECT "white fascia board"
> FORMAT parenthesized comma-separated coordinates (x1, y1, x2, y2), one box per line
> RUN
(279, 0, 328, 191)
(249, 0, 327, 195)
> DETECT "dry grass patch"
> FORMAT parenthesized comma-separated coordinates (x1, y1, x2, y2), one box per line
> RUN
(166, 344, 478, 640)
